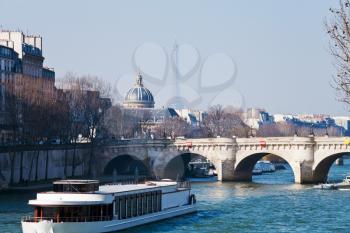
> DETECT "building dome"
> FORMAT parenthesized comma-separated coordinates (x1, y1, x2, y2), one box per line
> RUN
(123, 73, 155, 108)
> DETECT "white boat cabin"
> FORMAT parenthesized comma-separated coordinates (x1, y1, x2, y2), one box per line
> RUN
(27, 179, 192, 223)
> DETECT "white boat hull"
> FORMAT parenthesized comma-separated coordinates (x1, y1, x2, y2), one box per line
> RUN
(22, 205, 196, 233)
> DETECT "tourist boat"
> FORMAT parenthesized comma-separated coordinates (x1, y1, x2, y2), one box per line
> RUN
(188, 159, 217, 178)
(255, 161, 276, 173)
(274, 163, 286, 170)
(252, 167, 263, 175)
(315, 175, 350, 190)
(21, 179, 197, 233)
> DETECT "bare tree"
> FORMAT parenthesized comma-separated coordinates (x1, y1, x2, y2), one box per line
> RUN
(4, 74, 22, 144)
(202, 105, 226, 137)
(327, 0, 350, 105)
(257, 122, 296, 137)
(278, 122, 296, 136)
(57, 73, 112, 176)
(326, 125, 343, 136)
(9, 75, 59, 143)
(256, 124, 280, 137)
(99, 109, 145, 140)
(101, 105, 124, 139)
(57, 73, 112, 141)
(202, 105, 249, 138)
(154, 117, 189, 139)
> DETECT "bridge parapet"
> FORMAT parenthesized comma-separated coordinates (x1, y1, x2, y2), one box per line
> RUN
(174, 137, 235, 145)
(314, 136, 350, 148)
(312, 136, 350, 155)
(236, 136, 314, 145)
(235, 136, 315, 152)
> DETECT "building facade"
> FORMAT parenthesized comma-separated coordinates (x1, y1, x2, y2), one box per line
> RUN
(0, 30, 55, 143)
(0, 45, 21, 142)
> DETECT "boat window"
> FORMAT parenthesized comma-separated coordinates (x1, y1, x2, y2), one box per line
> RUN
(157, 190, 162, 211)
(42, 207, 58, 218)
(115, 190, 162, 220)
(142, 194, 147, 215)
(114, 197, 119, 217)
(152, 192, 158, 212)
(147, 193, 152, 213)
(137, 194, 142, 216)
(32, 204, 113, 222)
(131, 195, 137, 217)
(126, 197, 132, 218)
(119, 197, 126, 220)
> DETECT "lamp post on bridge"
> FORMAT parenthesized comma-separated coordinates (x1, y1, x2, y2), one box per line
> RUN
(310, 123, 315, 136)
(294, 126, 298, 137)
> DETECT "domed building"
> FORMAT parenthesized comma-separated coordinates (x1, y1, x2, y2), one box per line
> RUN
(123, 73, 155, 109)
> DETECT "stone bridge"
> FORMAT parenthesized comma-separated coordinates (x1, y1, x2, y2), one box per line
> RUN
(99, 136, 350, 184)
(1, 136, 350, 186)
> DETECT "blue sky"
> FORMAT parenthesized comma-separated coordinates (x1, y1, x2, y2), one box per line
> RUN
(1, 0, 346, 115)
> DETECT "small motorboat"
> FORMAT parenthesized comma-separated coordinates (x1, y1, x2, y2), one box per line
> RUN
(314, 175, 350, 190)
(314, 183, 338, 190)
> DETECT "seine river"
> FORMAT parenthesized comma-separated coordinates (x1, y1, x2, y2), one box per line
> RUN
(1, 161, 350, 233)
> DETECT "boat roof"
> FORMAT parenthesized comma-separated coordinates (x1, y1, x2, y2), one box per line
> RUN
(97, 181, 177, 194)
(28, 181, 179, 206)
(257, 161, 272, 163)
(53, 179, 99, 185)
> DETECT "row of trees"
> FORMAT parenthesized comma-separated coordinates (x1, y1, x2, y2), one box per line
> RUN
(5, 74, 65, 144)
(150, 105, 342, 139)
(128, 105, 249, 139)
(97, 104, 250, 140)
(3, 73, 111, 145)
(101, 104, 343, 140)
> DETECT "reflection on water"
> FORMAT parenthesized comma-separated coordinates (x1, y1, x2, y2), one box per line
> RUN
(1, 161, 350, 232)
(253, 163, 294, 184)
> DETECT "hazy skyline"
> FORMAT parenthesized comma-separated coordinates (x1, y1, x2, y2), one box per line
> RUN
(1, 0, 347, 115)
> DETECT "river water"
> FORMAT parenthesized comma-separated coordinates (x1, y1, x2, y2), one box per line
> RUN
(1, 161, 350, 233)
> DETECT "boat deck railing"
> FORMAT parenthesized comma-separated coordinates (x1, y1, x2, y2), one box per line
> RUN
(22, 215, 113, 223)
(105, 176, 148, 186)
(177, 181, 191, 189)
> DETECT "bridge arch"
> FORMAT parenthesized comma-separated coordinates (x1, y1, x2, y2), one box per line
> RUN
(103, 154, 150, 176)
(233, 152, 298, 183)
(313, 152, 350, 183)
(154, 151, 219, 180)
